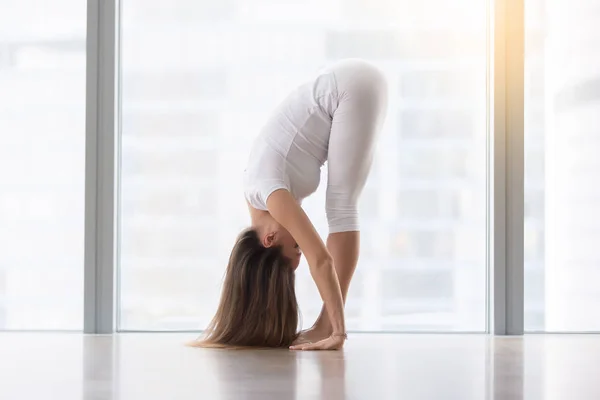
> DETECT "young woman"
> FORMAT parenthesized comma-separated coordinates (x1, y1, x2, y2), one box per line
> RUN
(194, 59, 388, 350)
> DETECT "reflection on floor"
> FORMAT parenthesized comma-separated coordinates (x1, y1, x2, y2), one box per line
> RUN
(1, 333, 600, 399)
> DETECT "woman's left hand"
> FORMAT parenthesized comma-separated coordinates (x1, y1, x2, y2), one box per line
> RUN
(289, 335, 345, 351)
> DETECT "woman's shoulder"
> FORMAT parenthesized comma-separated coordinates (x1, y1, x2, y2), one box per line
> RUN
(243, 156, 290, 211)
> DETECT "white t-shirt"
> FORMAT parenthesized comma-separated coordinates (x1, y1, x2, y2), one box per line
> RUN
(243, 59, 388, 233)
(243, 70, 337, 210)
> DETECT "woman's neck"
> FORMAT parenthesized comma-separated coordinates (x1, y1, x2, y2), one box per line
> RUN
(246, 201, 272, 232)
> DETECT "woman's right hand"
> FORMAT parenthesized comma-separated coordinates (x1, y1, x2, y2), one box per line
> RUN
(291, 326, 331, 346)
(289, 335, 345, 351)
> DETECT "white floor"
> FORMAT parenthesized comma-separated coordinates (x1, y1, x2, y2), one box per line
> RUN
(1, 333, 600, 400)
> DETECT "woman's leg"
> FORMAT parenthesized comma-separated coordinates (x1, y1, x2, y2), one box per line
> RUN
(303, 61, 388, 338)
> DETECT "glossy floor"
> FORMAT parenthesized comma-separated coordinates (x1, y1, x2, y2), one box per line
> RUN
(1, 333, 599, 399)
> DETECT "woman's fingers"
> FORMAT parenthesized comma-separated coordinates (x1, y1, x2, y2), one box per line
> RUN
(289, 342, 320, 351)
(290, 339, 322, 350)
(291, 337, 311, 346)
(289, 337, 343, 351)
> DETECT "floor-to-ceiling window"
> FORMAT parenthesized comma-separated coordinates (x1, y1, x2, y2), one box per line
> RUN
(4, 0, 597, 334)
(118, 0, 489, 332)
(524, 0, 600, 331)
(0, 0, 86, 330)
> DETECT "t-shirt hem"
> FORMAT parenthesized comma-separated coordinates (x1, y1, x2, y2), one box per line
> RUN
(328, 224, 360, 234)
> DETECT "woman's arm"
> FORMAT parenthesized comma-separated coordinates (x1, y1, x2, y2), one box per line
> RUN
(266, 189, 346, 349)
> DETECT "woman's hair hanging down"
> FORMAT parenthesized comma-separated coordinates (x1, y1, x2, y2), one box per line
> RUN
(188, 228, 299, 349)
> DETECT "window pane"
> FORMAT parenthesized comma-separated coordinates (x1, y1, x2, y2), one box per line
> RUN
(0, 0, 86, 329)
(119, 0, 488, 331)
(525, 0, 600, 331)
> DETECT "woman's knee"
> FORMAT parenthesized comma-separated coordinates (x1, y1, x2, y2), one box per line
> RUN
(326, 199, 360, 234)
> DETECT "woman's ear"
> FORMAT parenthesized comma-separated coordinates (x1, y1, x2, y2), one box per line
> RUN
(262, 232, 276, 248)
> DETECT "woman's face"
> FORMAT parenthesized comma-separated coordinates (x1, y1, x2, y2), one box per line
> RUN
(275, 226, 302, 270)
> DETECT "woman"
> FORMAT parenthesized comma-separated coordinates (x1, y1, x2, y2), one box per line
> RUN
(194, 59, 388, 350)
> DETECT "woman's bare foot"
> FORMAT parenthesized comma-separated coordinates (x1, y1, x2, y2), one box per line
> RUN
(292, 324, 332, 345)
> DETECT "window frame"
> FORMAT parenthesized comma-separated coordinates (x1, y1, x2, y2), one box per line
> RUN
(84, 0, 120, 333)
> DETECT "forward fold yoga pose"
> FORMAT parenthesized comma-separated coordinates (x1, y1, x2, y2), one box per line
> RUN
(192, 59, 388, 351)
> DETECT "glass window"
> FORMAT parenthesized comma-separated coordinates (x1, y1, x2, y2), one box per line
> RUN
(400, 110, 476, 139)
(0, 0, 86, 330)
(119, 0, 488, 331)
(524, 0, 600, 331)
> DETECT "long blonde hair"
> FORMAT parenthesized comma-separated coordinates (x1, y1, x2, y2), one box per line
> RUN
(189, 228, 299, 348)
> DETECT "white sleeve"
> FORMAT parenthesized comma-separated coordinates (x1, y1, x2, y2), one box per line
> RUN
(259, 179, 289, 209)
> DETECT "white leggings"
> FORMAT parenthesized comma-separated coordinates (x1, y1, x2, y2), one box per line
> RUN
(325, 61, 388, 233)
